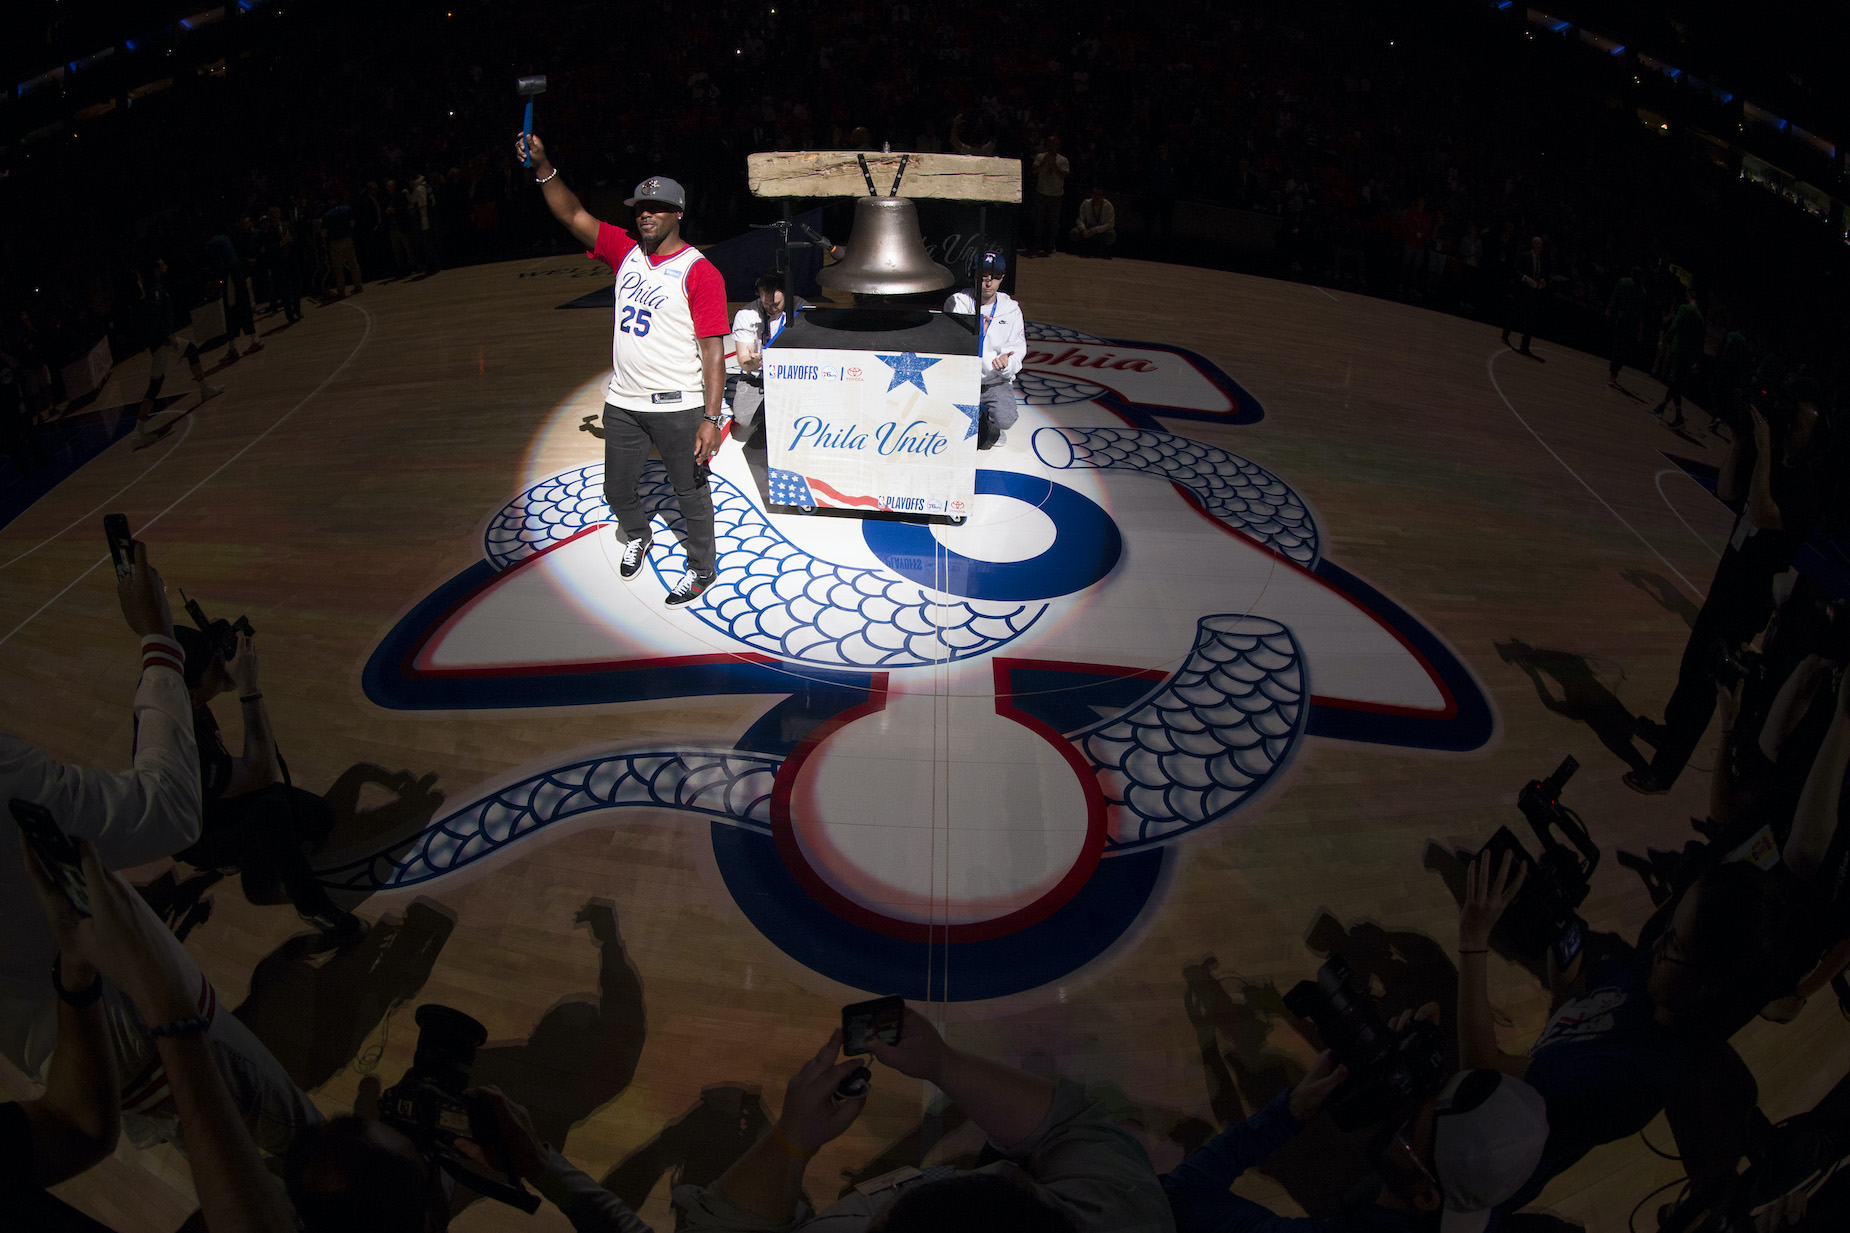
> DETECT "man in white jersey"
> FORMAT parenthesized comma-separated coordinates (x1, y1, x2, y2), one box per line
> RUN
(519, 132, 728, 605)
(943, 250, 1025, 449)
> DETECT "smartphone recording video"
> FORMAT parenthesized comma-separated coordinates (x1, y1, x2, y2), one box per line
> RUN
(103, 513, 136, 580)
(842, 995, 904, 1055)
(9, 799, 91, 917)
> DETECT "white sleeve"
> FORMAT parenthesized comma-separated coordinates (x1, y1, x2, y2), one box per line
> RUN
(1, 635, 202, 869)
(994, 301, 1027, 382)
(729, 308, 757, 372)
(1100, 201, 1116, 230)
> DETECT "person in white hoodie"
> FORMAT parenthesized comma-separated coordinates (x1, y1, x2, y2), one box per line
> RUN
(944, 250, 1025, 449)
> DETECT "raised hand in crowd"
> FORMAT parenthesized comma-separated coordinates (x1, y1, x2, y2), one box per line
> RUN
(1456, 852, 1532, 1077)
(869, 1005, 1055, 1149)
(60, 839, 297, 1231)
(116, 540, 174, 640)
(708, 1029, 868, 1223)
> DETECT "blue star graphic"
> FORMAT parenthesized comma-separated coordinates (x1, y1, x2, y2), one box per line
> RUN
(875, 352, 941, 394)
(954, 403, 981, 440)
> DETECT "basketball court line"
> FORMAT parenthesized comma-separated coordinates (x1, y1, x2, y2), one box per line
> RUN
(1486, 346, 1703, 601)
(1654, 468, 1726, 560)
(0, 415, 200, 572)
(0, 303, 375, 650)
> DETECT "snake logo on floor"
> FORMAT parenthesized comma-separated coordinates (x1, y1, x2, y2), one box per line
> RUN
(354, 323, 1493, 1000)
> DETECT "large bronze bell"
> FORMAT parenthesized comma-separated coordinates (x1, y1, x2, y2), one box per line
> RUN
(818, 196, 955, 296)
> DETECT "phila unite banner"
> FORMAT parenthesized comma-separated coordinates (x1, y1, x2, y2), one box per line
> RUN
(764, 347, 982, 516)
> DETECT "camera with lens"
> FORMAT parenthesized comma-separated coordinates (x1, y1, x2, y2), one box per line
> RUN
(181, 591, 255, 661)
(1283, 955, 1449, 1132)
(377, 1004, 540, 1214)
(1708, 640, 1766, 693)
(1479, 756, 1600, 972)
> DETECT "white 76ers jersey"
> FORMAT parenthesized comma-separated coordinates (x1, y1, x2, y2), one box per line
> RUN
(608, 243, 708, 411)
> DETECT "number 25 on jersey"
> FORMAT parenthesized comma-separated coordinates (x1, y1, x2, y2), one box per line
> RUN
(619, 306, 653, 337)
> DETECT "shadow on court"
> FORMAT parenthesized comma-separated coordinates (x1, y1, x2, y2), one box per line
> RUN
(1621, 567, 1700, 630)
(233, 898, 455, 1093)
(446, 899, 649, 1216)
(1494, 638, 1647, 772)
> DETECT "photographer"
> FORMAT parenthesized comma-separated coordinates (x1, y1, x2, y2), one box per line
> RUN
(1631, 381, 1827, 794)
(21, 836, 298, 1232)
(1164, 1028, 1551, 1233)
(171, 622, 364, 941)
(1, 542, 199, 1089)
(1455, 853, 1798, 1214)
(284, 1086, 651, 1232)
(682, 1006, 1172, 1232)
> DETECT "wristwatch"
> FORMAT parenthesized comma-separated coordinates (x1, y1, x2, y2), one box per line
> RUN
(703, 414, 726, 425)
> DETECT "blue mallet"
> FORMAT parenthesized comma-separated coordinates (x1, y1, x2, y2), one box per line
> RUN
(517, 76, 547, 166)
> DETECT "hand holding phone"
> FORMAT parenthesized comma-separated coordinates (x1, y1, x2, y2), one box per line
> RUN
(104, 513, 136, 580)
(115, 541, 174, 639)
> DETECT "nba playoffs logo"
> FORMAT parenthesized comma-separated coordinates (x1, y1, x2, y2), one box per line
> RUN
(351, 323, 1493, 1002)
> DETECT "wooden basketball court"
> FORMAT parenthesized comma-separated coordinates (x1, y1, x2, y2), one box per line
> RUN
(1, 252, 1840, 1230)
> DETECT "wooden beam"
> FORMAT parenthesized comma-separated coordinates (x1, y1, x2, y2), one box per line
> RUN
(748, 151, 1021, 203)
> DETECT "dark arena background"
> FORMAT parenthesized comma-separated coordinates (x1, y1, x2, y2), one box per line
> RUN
(3, 2, 1850, 1231)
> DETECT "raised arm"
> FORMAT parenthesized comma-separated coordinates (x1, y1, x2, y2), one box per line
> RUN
(1786, 668, 1850, 882)
(709, 1031, 867, 1224)
(18, 835, 119, 1186)
(68, 842, 296, 1233)
(1456, 853, 1534, 1078)
(1715, 423, 1749, 505)
(23, 542, 200, 867)
(871, 1006, 1054, 1151)
(221, 631, 283, 796)
(516, 133, 600, 249)
(1744, 409, 1782, 529)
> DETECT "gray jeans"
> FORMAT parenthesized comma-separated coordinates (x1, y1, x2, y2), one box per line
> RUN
(603, 401, 716, 576)
(981, 379, 1019, 430)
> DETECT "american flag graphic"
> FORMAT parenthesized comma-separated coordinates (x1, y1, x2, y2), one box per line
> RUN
(768, 468, 880, 510)
(767, 468, 816, 507)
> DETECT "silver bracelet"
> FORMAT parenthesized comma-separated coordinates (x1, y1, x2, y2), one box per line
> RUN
(535, 166, 559, 185)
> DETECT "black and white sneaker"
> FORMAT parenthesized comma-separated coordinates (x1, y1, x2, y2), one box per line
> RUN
(665, 570, 716, 606)
(619, 533, 652, 579)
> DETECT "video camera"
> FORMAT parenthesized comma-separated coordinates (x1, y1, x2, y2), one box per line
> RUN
(1709, 641, 1766, 694)
(1479, 756, 1599, 971)
(377, 1005, 541, 1214)
(181, 590, 255, 662)
(1283, 955, 1448, 1133)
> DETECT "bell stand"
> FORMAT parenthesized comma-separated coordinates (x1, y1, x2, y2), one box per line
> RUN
(749, 207, 833, 334)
